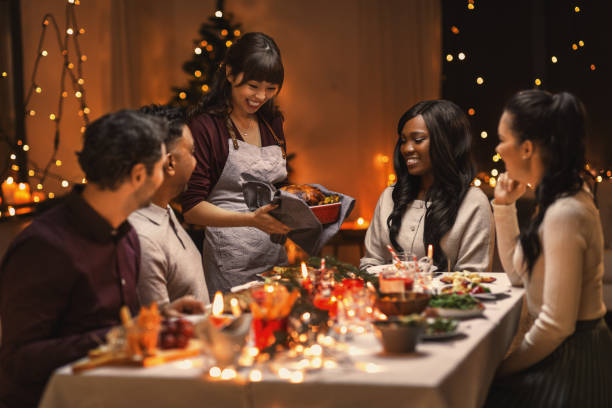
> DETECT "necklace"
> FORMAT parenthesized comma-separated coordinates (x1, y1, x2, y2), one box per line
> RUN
(231, 116, 254, 137)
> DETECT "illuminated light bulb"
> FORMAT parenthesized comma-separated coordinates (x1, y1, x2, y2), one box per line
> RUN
(81, 178, 87, 184)
(200, 40, 208, 47)
(194, 47, 202, 55)
(572, 43, 578, 50)
(66, 28, 74, 35)
(289, 371, 304, 383)
(179, 92, 187, 100)
(574, 6, 580, 12)
(225, 40, 232, 47)
(451, 26, 460, 34)
(49, 113, 56, 120)
(249, 369, 262, 382)
(9, 154, 16, 160)
(81, 55, 87, 61)
(35, 86, 42, 93)
(474, 178, 482, 187)
(194, 70, 202, 77)
(590, 64, 596, 71)
(446, 54, 453, 62)
(468, 108, 475, 116)
(221, 29, 228, 36)
(8, 207, 15, 216)
(551, 56, 558, 63)
(79, 28, 85, 34)
(61, 180, 69, 188)
(458, 52, 466, 60)
(11, 165, 19, 171)
(489, 177, 497, 187)
(578, 40, 584, 47)
(17, 140, 22, 145)
(41, 50, 48, 56)
(48, 192, 55, 199)
(357, 217, 365, 226)
(1, 71, 7, 77)
(467, 3, 475, 10)
(78, 78, 84, 85)
(206, 45, 213, 51)
(220, 368, 236, 380)
(201, 84, 209, 92)
(234, 30, 241, 36)
(491, 169, 499, 176)
(492, 153, 501, 162)
(480, 131, 488, 139)
(62, 91, 68, 97)
(37, 183, 43, 190)
(56, 159, 62, 166)
(68, 62, 74, 69)
(6, 177, 13, 184)
(83, 107, 91, 114)
(215, 10, 222, 17)
(209, 366, 221, 378)
(535, 78, 542, 86)
(23, 145, 30, 152)
(476, 77, 484, 85)
(75, 91, 82, 98)
(29, 110, 36, 116)
(278, 368, 291, 379)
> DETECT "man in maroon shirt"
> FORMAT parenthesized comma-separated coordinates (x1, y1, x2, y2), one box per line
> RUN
(0, 110, 202, 408)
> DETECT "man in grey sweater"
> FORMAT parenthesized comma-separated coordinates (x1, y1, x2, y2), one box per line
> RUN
(129, 105, 210, 308)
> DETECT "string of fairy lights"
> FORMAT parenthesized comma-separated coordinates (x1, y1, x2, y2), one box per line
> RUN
(445, 0, 610, 188)
(1, 0, 88, 218)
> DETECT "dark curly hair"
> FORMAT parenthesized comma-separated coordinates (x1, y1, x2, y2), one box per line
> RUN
(188, 32, 284, 122)
(503, 90, 587, 275)
(139, 104, 187, 150)
(388, 100, 475, 270)
(77, 110, 166, 190)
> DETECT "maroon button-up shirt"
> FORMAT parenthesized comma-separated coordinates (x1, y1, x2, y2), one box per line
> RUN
(0, 186, 140, 408)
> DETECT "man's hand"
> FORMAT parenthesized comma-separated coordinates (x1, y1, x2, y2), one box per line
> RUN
(164, 295, 206, 317)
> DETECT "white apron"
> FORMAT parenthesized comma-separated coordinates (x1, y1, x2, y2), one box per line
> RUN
(203, 138, 288, 294)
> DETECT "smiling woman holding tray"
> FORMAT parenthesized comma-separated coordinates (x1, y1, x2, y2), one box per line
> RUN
(360, 100, 495, 273)
(181, 32, 290, 296)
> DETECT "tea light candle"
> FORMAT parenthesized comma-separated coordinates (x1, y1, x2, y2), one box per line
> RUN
(300, 262, 313, 293)
(210, 291, 231, 328)
(1, 177, 17, 204)
(13, 183, 31, 204)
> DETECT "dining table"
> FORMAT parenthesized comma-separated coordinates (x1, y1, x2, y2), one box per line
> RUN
(39, 272, 524, 408)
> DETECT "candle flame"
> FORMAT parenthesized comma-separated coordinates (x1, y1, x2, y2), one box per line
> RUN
(212, 291, 224, 316)
(230, 298, 241, 317)
(301, 262, 308, 280)
(428, 244, 433, 259)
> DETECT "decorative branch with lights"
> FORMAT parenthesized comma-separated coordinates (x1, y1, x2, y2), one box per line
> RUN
(1, 0, 89, 219)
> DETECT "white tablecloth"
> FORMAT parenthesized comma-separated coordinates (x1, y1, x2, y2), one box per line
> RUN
(40, 273, 523, 408)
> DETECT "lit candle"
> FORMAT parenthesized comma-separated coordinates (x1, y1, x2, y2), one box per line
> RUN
(301, 262, 313, 293)
(209, 291, 231, 328)
(427, 244, 434, 259)
(13, 183, 31, 204)
(1, 177, 17, 204)
(230, 297, 242, 318)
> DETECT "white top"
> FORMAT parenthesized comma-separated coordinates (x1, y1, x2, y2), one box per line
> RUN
(493, 186, 606, 375)
(360, 186, 495, 271)
(129, 204, 210, 307)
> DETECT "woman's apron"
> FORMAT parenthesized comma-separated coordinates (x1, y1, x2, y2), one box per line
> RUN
(203, 138, 288, 295)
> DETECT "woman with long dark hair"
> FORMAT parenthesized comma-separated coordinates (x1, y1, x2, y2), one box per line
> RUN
(485, 90, 612, 407)
(360, 100, 494, 272)
(182, 32, 290, 296)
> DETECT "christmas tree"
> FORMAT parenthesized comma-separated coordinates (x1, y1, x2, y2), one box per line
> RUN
(171, 0, 242, 107)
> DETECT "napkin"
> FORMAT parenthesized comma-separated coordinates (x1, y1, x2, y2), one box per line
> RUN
(242, 180, 355, 255)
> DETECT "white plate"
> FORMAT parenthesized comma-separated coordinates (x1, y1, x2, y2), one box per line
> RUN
(421, 329, 462, 340)
(432, 306, 484, 319)
(366, 264, 438, 276)
(439, 285, 511, 300)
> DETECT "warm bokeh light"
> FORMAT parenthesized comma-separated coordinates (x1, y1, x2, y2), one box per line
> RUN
(590, 64, 596, 71)
(468, 108, 475, 116)
(551, 56, 558, 63)
(476, 77, 484, 85)
(194, 47, 202, 55)
(451, 26, 460, 34)
(446, 54, 453, 62)
(458, 52, 466, 60)
(534, 78, 542, 86)
(480, 131, 488, 139)
(212, 291, 224, 315)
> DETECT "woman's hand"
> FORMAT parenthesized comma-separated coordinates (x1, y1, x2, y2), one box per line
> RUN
(494, 172, 527, 205)
(250, 204, 291, 234)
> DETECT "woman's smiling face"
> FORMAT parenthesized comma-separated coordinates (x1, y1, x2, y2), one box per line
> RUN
(228, 72, 280, 116)
(400, 114, 432, 177)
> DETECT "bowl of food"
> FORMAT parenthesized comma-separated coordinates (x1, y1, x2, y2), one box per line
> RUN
(373, 314, 425, 353)
(375, 292, 431, 316)
(280, 184, 342, 224)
